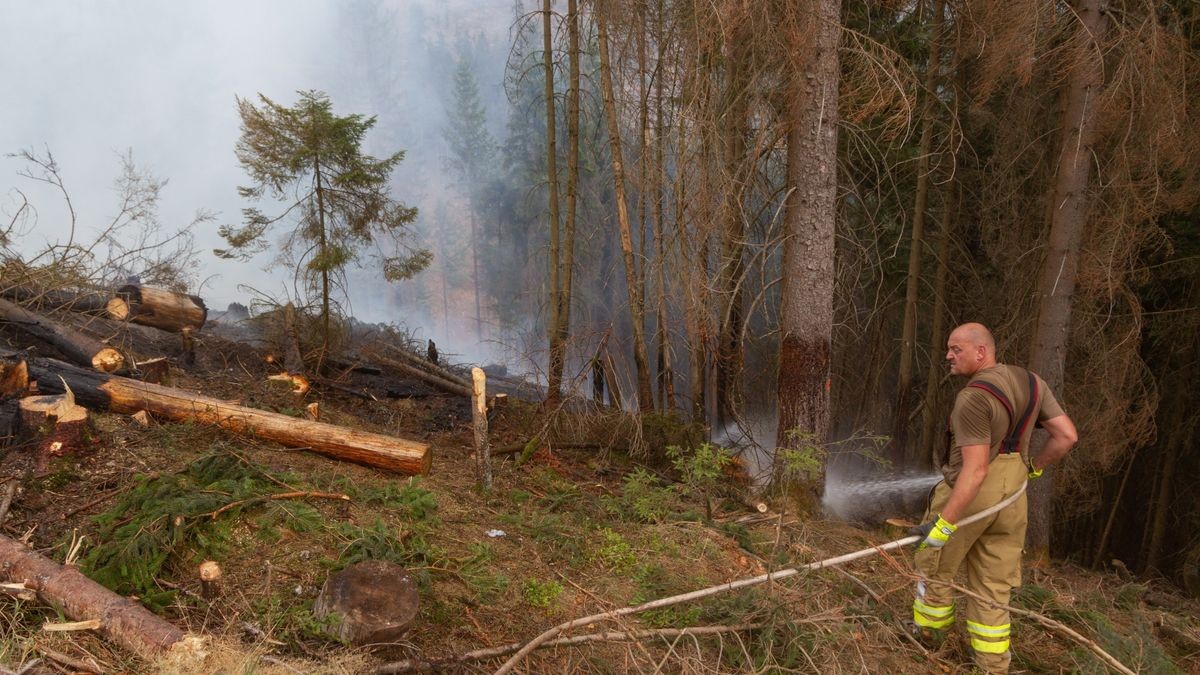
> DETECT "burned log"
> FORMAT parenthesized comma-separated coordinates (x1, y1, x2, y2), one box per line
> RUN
(376, 343, 471, 389)
(0, 298, 125, 373)
(106, 285, 206, 333)
(363, 348, 471, 398)
(4, 349, 432, 475)
(0, 533, 195, 655)
(1, 285, 112, 316)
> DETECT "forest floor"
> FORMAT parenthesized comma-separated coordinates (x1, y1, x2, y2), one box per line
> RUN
(0, 319, 1198, 675)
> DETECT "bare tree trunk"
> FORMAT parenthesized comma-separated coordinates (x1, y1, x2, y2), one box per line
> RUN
(916, 180, 957, 467)
(775, 0, 840, 513)
(597, 0, 655, 412)
(470, 203, 482, 343)
(894, 0, 945, 461)
(1026, 0, 1108, 560)
(544, 0, 565, 405)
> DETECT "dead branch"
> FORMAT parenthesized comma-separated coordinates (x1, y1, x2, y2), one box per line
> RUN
(203, 491, 350, 520)
(376, 624, 764, 674)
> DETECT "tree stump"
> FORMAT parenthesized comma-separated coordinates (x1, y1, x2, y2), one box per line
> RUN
(312, 561, 419, 646)
(18, 385, 89, 472)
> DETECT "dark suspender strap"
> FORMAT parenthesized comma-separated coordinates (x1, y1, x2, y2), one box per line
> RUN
(1010, 371, 1040, 451)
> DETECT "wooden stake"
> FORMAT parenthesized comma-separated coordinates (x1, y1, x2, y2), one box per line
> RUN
(471, 367, 492, 491)
(199, 561, 221, 599)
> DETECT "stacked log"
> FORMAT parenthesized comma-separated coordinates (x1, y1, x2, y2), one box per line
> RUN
(107, 285, 206, 333)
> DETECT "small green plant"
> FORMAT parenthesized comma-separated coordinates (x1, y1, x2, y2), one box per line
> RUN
(602, 468, 677, 523)
(522, 578, 563, 609)
(332, 476, 438, 521)
(591, 527, 637, 573)
(456, 542, 509, 603)
(776, 429, 827, 483)
(667, 443, 735, 519)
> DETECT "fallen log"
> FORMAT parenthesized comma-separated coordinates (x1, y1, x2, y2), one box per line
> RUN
(362, 348, 471, 398)
(0, 533, 196, 656)
(106, 285, 206, 333)
(0, 298, 125, 373)
(4, 349, 432, 475)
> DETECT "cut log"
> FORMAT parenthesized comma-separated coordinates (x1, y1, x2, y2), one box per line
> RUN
(0, 298, 124, 373)
(106, 285, 206, 333)
(471, 367, 492, 491)
(363, 348, 471, 398)
(5, 349, 431, 475)
(0, 533, 193, 655)
(267, 373, 311, 396)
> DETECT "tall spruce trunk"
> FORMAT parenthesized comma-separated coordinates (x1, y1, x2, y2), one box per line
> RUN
(597, 1, 655, 412)
(551, 0, 580, 407)
(1026, 0, 1108, 559)
(716, 33, 748, 428)
(917, 180, 957, 467)
(544, 0, 565, 405)
(653, 0, 676, 411)
(895, 0, 945, 461)
(775, 0, 840, 512)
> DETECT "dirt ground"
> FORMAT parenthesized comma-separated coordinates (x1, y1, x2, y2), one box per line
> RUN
(0, 317, 1197, 675)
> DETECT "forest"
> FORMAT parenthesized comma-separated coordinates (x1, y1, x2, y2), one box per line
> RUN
(0, 0, 1196, 673)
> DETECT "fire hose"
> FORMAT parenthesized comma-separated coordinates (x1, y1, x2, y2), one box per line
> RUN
(493, 480, 1029, 675)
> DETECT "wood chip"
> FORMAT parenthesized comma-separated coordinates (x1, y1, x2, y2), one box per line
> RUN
(42, 619, 102, 632)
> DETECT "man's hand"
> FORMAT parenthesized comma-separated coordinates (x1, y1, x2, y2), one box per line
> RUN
(911, 514, 957, 550)
(1026, 457, 1043, 480)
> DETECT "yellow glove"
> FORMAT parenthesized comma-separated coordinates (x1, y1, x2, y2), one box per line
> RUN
(1026, 457, 1043, 480)
(910, 515, 957, 550)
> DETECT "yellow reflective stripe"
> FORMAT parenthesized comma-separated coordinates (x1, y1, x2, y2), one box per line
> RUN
(913, 608, 955, 629)
(913, 601, 955, 618)
(970, 637, 1010, 654)
(966, 621, 1011, 637)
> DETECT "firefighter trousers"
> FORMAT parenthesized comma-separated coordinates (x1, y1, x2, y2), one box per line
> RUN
(913, 454, 1028, 674)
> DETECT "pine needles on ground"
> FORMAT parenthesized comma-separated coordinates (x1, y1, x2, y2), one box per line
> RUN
(81, 449, 323, 606)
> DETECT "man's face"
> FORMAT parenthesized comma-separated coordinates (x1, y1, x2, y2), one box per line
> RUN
(946, 331, 982, 376)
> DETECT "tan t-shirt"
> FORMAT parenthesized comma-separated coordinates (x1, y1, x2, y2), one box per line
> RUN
(940, 364, 1066, 486)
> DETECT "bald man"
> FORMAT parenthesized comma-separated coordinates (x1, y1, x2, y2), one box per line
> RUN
(911, 323, 1077, 674)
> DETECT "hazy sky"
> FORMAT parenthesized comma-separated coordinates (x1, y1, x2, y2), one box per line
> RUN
(0, 0, 509, 327)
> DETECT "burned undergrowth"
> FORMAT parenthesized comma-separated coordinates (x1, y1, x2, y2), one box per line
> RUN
(0, 303, 1194, 674)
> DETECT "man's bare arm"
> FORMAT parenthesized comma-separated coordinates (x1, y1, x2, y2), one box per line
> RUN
(1031, 414, 1078, 472)
(941, 444, 990, 523)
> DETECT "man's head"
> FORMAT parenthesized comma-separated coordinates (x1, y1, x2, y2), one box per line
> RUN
(946, 322, 996, 376)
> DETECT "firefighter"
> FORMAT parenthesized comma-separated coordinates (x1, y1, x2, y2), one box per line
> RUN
(911, 322, 1078, 674)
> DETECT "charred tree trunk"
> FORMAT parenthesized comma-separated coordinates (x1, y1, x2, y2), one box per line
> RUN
(0, 297, 124, 373)
(596, 1, 655, 412)
(716, 28, 749, 429)
(774, 0, 840, 513)
(0, 534, 192, 655)
(895, 0, 945, 461)
(283, 301, 305, 374)
(5, 349, 432, 475)
(652, 0, 675, 412)
(107, 285, 206, 333)
(1026, 0, 1108, 559)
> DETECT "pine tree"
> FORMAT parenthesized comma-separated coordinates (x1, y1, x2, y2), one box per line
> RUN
(443, 58, 498, 341)
(217, 90, 430, 361)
